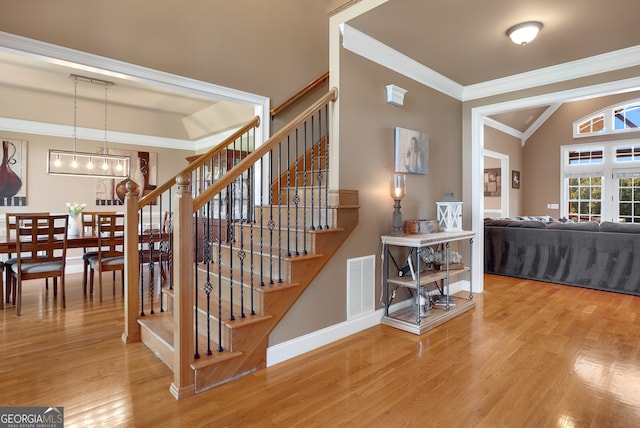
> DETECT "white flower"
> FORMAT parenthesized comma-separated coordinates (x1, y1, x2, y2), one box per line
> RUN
(66, 202, 86, 215)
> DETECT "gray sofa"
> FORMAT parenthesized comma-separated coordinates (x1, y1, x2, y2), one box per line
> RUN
(484, 217, 640, 296)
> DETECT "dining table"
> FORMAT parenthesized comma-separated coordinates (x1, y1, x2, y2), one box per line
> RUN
(0, 229, 167, 310)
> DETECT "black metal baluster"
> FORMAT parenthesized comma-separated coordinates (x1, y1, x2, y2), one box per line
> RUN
(139, 211, 145, 316)
(268, 148, 275, 284)
(286, 135, 291, 257)
(204, 201, 213, 355)
(310, 115, 316, 231)
(294, 128, 300, 256)
(217, 185, 223, 352)
(303, 122, 308, 255)
(259, 157, 265, 286)
(193, 210, 200, 360)
(147, 204, 155, 314)
(323, 105, 330, 229)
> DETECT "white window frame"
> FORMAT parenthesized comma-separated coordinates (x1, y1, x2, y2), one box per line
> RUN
(574, 98, 640, 138)
(561, 139, 640, 222)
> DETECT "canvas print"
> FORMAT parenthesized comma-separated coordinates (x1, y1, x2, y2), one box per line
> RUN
(96, 148, 157, 205)
(484, 168, 501, 197)
(0, 139, 27, 206)
(394, 127, 428, 174)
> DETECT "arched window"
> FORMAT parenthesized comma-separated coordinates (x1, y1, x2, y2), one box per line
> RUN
(574, 98, 640, 137)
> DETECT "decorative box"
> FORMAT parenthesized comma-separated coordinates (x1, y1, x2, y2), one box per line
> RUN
(404, 219, 440, 234)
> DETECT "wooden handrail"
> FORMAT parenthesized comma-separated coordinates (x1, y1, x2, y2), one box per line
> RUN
(194, 87, 338, 212)
(137, 116, 261, 209)
(270, 71, 329, 118)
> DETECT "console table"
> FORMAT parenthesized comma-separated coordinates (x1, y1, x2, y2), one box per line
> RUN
(381, 230, 475, 335)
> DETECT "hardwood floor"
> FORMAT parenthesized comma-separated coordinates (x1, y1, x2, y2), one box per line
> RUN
(1, 272, 639, 427)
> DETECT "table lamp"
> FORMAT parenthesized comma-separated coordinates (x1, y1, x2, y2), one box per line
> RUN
(390, 173, 406, 236)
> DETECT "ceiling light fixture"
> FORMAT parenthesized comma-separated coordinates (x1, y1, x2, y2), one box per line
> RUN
(506, 21, 543, 45)
(47, 74, 130, 179)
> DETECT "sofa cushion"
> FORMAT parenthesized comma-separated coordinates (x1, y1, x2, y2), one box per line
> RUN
(546, 221, 600, 231)
(599, 221, 640, 234)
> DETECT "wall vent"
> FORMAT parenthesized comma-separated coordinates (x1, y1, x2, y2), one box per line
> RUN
(346, 255, 375, 320)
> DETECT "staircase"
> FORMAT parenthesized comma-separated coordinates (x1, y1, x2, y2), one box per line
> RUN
(121, 88, 360, 398)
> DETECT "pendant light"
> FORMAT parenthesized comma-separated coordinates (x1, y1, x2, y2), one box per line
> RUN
(47, 74, 130, 179)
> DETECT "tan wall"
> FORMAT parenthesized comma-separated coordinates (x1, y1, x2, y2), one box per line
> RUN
(270, 46, 463, 344)
(484, 127, 522, 216)
(523, 90, 640, 217)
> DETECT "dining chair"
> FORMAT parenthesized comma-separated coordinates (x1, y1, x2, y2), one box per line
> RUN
(80, 211, 116, 294)
(10, 214, 68, 315)
(4, 211, 49, 305)
(87, 213, 125, 297)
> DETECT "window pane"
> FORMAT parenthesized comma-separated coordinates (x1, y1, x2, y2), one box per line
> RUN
(566, 175, 602, 222)
(620, 202, 632, 216)
(614, 104, 640, 130)
(620, 188, 632, 201)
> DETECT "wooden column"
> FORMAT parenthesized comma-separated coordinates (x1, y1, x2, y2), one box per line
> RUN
(122, 180, 141, 344)
(170, 174, 195, 399)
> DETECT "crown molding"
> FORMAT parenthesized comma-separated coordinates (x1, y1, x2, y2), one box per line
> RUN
(339, 24, 640, 102)
(0, 117, 195, 150)
(340, 24, 464, 100)
(483, 117, 522, 141)
(522, 103, 562, 146)
(463, 45, 640, 101)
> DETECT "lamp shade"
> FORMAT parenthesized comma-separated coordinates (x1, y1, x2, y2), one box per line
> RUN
(506, 21, 543, 45)
(390, 173, 406, 200)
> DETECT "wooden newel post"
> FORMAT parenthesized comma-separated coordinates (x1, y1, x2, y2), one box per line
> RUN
(170, 173, 195, 399)
(122, 179, 141, 344)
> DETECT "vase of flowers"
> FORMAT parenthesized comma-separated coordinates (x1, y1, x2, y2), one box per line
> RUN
(66, 202, 86, 236)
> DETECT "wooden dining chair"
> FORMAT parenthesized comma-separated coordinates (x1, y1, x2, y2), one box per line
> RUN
(88, 213, 125, 297)
(4, 211, 49, 305)
(10, 214, 68, 315)
(80, 211, 116, 294)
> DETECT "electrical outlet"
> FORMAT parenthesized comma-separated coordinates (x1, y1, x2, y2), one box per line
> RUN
(546, 203, 559, 209)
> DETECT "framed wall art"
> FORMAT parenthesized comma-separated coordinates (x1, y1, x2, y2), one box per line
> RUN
(512, 170, 520, 189)
(484, 168, 501, 197)
(0, 139, 27, 206)
(394, 127, 428, 175)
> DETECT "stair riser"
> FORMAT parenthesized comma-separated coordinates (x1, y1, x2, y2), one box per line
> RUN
(140, 323, 174, 371)
(195, 276, 265, 315)
(210, 245, 292, 283)
(253, 206, 336, 228)
(277, 168, 328, 188)
(230, 224, 317, 255)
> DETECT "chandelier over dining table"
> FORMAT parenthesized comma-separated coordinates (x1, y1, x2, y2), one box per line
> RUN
(47, 74, 130, 179)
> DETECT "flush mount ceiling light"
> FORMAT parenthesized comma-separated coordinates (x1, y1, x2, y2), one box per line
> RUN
(47, 74, 130, 179)
(506, 21, 543, 45)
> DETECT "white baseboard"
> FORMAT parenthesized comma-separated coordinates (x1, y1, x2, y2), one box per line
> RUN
(266, 279, 470, 367)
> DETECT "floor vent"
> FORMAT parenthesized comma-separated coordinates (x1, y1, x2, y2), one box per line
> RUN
(346, 255, 375, 320)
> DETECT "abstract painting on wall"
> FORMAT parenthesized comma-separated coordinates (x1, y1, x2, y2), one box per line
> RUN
(0, 139, 27, 206)
(95, 148, 157, 205)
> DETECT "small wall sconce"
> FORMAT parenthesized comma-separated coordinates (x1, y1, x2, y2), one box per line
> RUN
(386, 84, 407, 106)
(390, 173, 407, 236)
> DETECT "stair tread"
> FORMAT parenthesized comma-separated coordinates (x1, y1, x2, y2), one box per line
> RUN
(190, 349, 244, 370)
